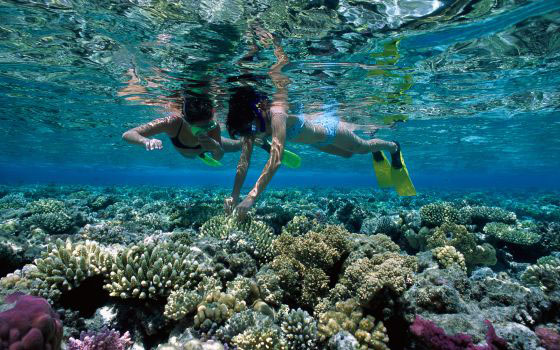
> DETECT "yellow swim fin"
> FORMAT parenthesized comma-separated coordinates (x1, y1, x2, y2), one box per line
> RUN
(372, 151, 393, 188)
(390, 142, 416, 196)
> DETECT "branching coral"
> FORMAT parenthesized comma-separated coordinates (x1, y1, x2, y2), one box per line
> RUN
(104, 241, 215, 299)
(279, 307, 319, 350)
(232, 323, 287, 350)
(317, 299, 389, 350)
(24, 199, 75, 234)
(340, 252, 417, 306)
(420, 202, 461, 227)
(432, 246, 466, 272)
(193, 291, 247, 334)
(483, 221, 541, 245)
(521, 260, 560, 293)
(67, 328, 132, 350)
(459, 206, 517, 226)
(270, 225, 351, 308)
(282, 215, 320, 236)
(28, 239, 110, 302)
(200, 215, 275, 263)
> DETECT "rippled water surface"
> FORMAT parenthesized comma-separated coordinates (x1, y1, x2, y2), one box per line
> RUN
(1, 0, 559, 184)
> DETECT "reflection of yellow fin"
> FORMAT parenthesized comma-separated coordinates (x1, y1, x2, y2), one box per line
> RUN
(383, 114, 408, 125)
(371, 39, 401, 65)
(390, 145, 416, 196)
(372, 151, 393, 188)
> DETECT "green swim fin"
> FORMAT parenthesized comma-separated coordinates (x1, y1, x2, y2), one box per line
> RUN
(260, 140, 302, 169)
(390, 142, 416, 196)
(372, 151, 393, 188)
(198, 153, 222, 167)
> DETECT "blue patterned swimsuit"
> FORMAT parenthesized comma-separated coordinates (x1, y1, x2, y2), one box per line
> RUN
(285, 103, 340, 147)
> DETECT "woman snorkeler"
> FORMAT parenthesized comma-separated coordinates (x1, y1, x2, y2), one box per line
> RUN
(225, 36, 416, 218)
(119, 68, 241, 165)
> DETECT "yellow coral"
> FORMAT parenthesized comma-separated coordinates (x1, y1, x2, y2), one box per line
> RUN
(432, 246, 466, 272)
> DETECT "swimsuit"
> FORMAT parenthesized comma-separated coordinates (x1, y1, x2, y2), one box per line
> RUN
(170, 119, 202, 150)
(286, 103, 340, 147)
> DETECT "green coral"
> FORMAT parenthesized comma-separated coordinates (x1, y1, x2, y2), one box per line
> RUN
(226, 276, 260, 303)
(28, 239, 110, 302)
(200, 215, 275, 263)
(232, 324, 287, 350)
(24, 199, 74, 234)
(459, 205, 517, 226)
(483, 221, 541, 245)
(521, 261, 560, 293)
(104, 241, 214, 299)
(0, 193, 27, 210)
(193, 291, 247, 333)
(432, 246, 466, 272)
(164, 289, 202, 321)
(317, 299, 389, 350)
(282, 215, 321, 236)
(216, 310, 274, 344)
(279, 307, 319, 350)
(345, 234, 400, 267)
(420, 202, 461, 227)
(428, 223, 496, 267)
(270, 225, 351, 308)
(340, 252, 417, 306)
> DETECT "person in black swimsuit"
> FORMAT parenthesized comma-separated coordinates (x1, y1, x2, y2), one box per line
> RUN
(120, 68, 241, 160)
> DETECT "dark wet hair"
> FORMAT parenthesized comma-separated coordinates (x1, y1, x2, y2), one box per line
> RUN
(226, 86, 266, 138)
(182, 94, 213, 123)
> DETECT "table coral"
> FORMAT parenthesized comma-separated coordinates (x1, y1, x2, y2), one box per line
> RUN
(483, 221, 541, 245)
(0, 293, 63, 350)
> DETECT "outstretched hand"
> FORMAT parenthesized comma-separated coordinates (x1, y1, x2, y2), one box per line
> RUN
(224, 196, 238, 214)
(233, 197, 255, 220)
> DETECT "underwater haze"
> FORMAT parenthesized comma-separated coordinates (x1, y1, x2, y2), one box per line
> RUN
(1, 0, 560, 350)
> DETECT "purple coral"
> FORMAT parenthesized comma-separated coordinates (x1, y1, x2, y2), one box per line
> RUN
(0, 292, 63, 350)
(67, 327, 132, 350)
(536, 328, 560, 350)
(410, 315, 508, 350)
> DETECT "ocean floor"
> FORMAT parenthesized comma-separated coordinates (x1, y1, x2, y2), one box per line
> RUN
(0, 184, 559, 350)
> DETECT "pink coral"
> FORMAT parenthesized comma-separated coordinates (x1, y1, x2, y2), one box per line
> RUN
(410, 315, 508, 350)
(0, 292, 63, 350)
(67, 328, 132, 350)
(536, 328, 560, 350)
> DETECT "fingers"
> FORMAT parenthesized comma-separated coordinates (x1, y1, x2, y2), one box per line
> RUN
(145, 139, 163, 151)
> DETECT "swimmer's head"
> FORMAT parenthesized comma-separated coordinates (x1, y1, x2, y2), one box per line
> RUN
(182, 94, 214, 124)
(226, 86, 267, 139)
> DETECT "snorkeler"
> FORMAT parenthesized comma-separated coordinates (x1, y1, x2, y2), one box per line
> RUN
(224, 36, 416, 218)
(119, 69, 241, 166)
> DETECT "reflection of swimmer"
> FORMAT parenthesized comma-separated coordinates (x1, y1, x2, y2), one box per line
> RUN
(225, 36, 415, 218)
(119, 69, 241, 165)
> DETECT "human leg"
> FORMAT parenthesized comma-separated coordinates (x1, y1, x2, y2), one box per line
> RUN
(313, 144, 353, 158)
(332, 127, 397, 154)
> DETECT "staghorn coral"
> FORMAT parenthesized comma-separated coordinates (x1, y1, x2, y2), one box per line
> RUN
(420, 202, 461, 227)
(67, 327, 132, 350)
(200, 215, 275, 263)
(483, 221, 541, 245)
(521, 261, 560, 293)
(279, 307, 319, 350)
(317, 298, 389, 350)
(193, 291, 247, 334)
(270, 225, 351, 308)
(104, 241, 215, 300)
(28, 239, 110, 302)
(432, 246, 467, 272)
(340, 252, 417, 306)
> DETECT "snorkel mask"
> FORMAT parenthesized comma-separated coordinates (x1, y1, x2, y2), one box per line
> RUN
(232, 96, 267, 139)
(182, 95, 218, 136)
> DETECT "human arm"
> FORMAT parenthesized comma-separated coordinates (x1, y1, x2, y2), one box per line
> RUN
(225, 137, 254, 213)
(121, 116, 176, 150)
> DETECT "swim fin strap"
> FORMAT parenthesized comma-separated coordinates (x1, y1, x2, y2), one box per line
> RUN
(372, 151, 393, 188)
(198, 153, 222, 167)
(390, 145, 416, 196)
(260, 140, 302, 169)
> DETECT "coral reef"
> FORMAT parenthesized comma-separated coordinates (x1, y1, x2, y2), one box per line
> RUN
(67, 328, 132, 350)
(278, 307, 319, 350)
(420, 202, 461, 227)
(0, 293, 63, 350)
(483, 221, 541, 245)
(432, 246, 467, 272)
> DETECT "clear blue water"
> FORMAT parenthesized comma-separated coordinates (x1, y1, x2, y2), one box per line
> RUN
(1, 0, 559, 189)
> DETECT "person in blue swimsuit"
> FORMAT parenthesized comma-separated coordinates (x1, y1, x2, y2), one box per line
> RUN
(225, 37, 414, 218)
(119, 68, 241, 161)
